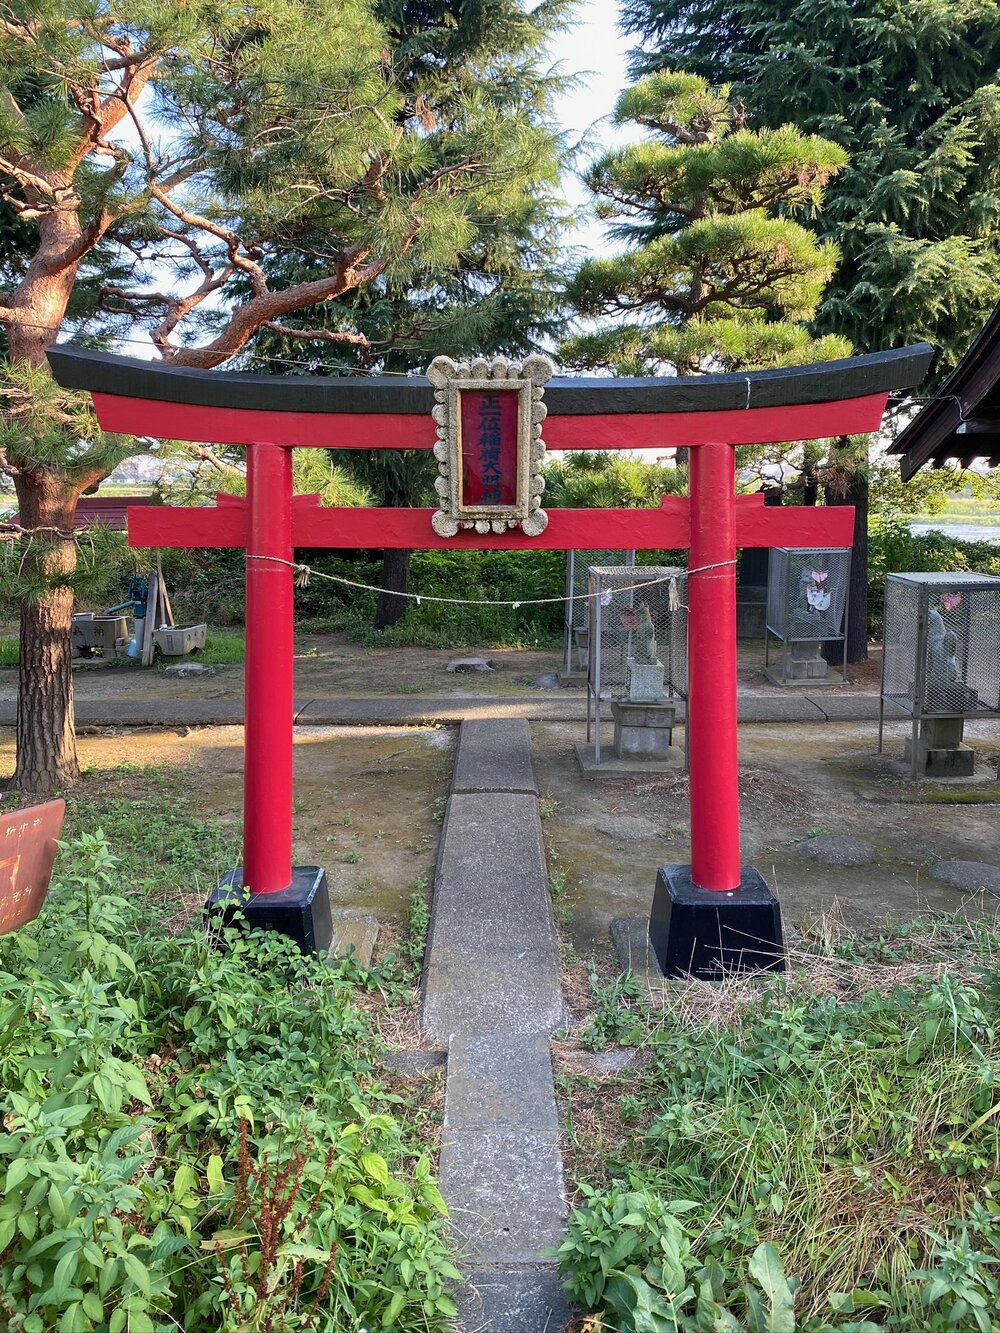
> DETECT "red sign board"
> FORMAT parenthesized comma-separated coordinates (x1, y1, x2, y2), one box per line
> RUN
(0, 799, 65, 936)
(459, 390, 519, 507)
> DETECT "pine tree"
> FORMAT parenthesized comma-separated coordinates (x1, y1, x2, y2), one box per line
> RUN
(251, 0, 573, 629)
(561, 73, 851, 377)
(621, 0, 1000, 660)
(622, 0, 1000, 371)
(0, 0, 563, 790)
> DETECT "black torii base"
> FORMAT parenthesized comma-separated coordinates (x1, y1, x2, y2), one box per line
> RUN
(207, 866, 333, 956)
(649, 864, 785, 979)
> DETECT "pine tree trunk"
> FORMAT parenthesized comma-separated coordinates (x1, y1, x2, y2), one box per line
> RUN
(823, 439, 869, 666)
(11, 473, 81, 793)
(375, 548, 412, 629)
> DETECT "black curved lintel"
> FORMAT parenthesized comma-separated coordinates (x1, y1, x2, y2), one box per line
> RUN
(47, 343, 934, 417)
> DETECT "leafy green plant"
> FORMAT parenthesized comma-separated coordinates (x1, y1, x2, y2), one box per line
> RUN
(400, 882, 431, 980)
(0, 830, 456, 1332)
(580, 971, 644, 1050)
(559, 1185, 801, 1332)
(560, 921, 1000, 1331)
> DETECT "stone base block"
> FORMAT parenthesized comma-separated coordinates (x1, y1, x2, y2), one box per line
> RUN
(611, 700, 676, 760)
(736, 587, 767, 640)
(904, 716, 975, 777)
(904, 738, 975, 778)
(765, 639, 837, 685)
(575, 742, 684, 776)
(207, 866, 332, 955)
(648, 864, 784, 979)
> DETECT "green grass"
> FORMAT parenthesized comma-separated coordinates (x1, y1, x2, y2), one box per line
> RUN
(0, 626, 245, 669)
(559, 916, 1000, 1331)
(0, 766, 457, 1331)
(174, 625, 244, 665)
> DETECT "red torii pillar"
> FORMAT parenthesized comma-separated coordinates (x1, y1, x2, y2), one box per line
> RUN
(47, 344, 932, 974)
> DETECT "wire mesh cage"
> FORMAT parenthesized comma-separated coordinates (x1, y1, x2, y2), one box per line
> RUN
(563, 549, 635, 672)
(585, 565, 688, 762)
(881, 573, 1000, 726)
(764, 547, 850, 684)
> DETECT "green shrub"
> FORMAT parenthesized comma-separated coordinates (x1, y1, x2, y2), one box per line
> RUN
(868, 520, 1000, 635)
(560, 946, 1000, 1331)
(0, 831, 457, 1332)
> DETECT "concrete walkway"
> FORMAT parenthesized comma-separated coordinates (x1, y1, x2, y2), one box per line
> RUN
(422, 720, 570, 1333)
(0, 691, 885, 728)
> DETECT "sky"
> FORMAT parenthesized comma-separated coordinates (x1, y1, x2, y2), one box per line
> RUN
(547, 2, 634, 253)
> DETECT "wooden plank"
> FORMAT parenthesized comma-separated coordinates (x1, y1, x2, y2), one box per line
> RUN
(140, 569, 158, 666)
(49, 343, 934, 415)
(156, 553, 174, 628)
(95, 391, 891, 451)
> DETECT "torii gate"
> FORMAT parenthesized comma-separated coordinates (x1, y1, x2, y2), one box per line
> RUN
(49, 343, 931, 975)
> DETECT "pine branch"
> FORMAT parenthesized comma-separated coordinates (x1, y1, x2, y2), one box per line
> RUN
(263, 321, 370, 347)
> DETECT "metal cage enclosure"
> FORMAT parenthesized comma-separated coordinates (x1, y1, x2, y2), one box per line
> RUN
(764, 547, 851, 685)
(879, 572, 1000, 774)
(563, 549, 635, 673)
(585, 564, 688, 763)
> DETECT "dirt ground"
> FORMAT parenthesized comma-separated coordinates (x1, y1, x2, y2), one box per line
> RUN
(0, 633, 883, 703)
(0, 723, 454, 924)
(4, 698, 999, 959)
(534, 716, 1000, 957)
(3, 631, 999, 960)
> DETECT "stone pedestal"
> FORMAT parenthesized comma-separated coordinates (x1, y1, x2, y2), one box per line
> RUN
(611, 700, 675, 760)
(904, 715, 975, 778)
(764, 638, 830, 685)
(573, 628, 589, 672)
(736, 586, 767, 640)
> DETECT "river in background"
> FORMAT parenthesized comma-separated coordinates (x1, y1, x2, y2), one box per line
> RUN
(909, 521, 1000, 543)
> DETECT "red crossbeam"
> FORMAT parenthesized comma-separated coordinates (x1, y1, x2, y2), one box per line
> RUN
(128, 497, 853, 551)
(94, 391, 889, 450)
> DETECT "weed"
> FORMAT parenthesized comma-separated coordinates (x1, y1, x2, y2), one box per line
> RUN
(0, 831, 456, 1331)
(343, 851, 360, 864)
(580, 970, 643, 1050)
(548, 865, 567, 899)
(539, 795, 558, 820)
(401, 882, 431, 979)
(561, 917, 1000, 1331)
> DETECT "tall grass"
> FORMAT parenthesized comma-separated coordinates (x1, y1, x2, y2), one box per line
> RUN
(560, 917, 1000, 1330)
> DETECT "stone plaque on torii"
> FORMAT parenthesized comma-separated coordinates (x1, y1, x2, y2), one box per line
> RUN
(48, 343, 932, 976)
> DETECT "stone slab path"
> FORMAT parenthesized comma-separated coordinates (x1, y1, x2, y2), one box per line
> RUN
(422, 719, 570, 1332)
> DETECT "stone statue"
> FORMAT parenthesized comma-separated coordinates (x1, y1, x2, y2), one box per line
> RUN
(620, 603, 659, 665)
(926, 605, 959, 687)
(792, 567, 831, 626)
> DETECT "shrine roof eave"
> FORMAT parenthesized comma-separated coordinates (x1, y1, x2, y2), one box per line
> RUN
(48, 343, 933, 418)
(889, 302, 1000, 479)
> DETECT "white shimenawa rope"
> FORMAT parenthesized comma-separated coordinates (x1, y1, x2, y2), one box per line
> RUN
(245, 555, 736, 610)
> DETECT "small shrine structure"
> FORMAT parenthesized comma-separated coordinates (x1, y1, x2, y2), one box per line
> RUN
(49, 343, 931, 976)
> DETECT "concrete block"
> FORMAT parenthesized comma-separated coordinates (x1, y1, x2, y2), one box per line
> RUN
(455, 1266, 571, 1333)
(903, 738, 976, 778)
(452, 719, 538, 795)
(575, 742, 684, 777)
(327, 911, 379, 968)
(421, 793, 564, 1039)
(439, 1128, 566, 1265)
(445, 1033, 558, 1132)
(611, 700, 676, 759)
